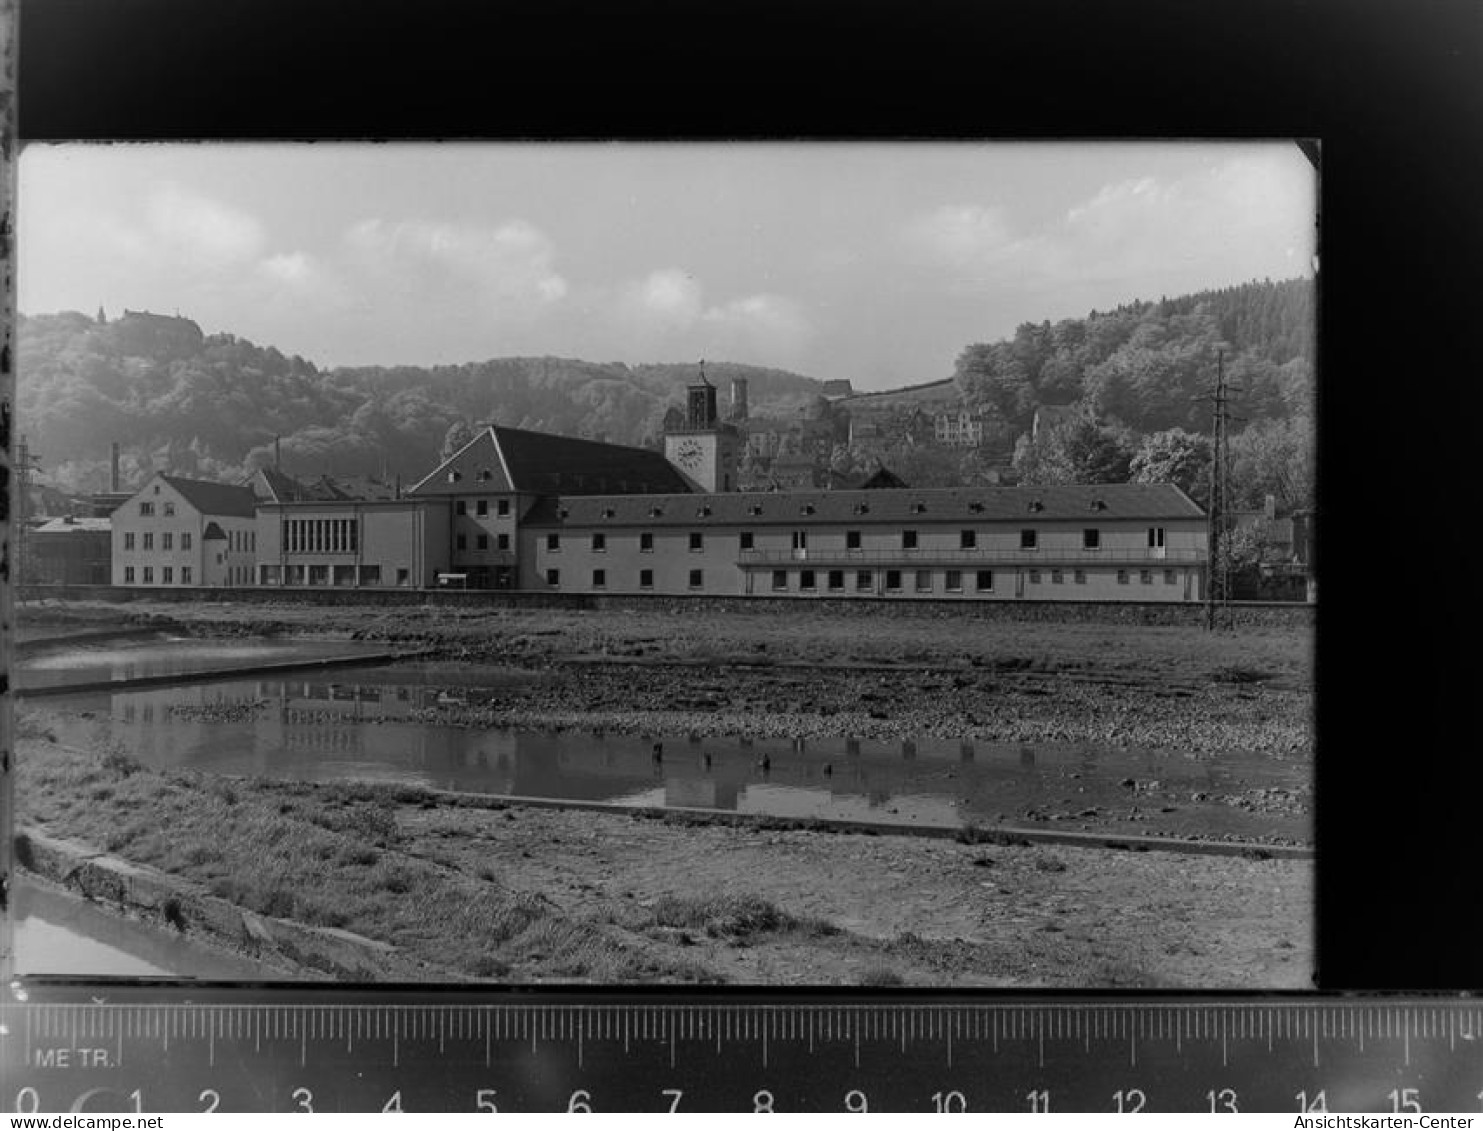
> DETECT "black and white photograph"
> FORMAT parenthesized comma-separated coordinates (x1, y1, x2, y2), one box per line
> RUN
(5, 140, 1318, 988)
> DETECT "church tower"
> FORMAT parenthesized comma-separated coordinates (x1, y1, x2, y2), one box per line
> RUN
(664, 361, 741, 493)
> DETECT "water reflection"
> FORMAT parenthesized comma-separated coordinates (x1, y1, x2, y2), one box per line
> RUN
(17, 634, 406, 692)
(10, 880, 281, 979)
(40, 664, 1311, 841)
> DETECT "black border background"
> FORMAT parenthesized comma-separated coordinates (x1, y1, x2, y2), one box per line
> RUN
(15, 0, 1483, 990)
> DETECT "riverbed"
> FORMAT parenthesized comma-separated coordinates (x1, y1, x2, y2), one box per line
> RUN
(31, 657, 1309, 844)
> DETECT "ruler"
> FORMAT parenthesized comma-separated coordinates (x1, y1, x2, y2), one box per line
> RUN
(3, 986, 1481, 1113)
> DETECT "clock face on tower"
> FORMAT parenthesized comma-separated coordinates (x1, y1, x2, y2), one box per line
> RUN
(675, 439, 704, 469)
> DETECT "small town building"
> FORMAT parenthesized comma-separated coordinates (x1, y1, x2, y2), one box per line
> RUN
(110, 473, 259, 587)
(521, 482, 1206, 601)
(28, 516, 112, 585)
(255, 497, 451, 589)
(403, 420, 691, 590)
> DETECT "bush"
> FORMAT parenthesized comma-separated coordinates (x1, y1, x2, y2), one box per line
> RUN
(101, 746, 142, 777)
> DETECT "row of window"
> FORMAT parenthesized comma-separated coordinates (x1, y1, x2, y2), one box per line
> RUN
(766, 568, 1000, 594)
(543, 527, 1169, 553)
(137, 501, 175, 517)
(540, 566, 1184, 592)
(454, 499, 512, 517)
(121, 530, 258, 553)
(120, 564, 260, 584)
(123, 565, 193, 584)
(261, 564, 414, 586)
(456, 532, 510, 551)
(123, 531, 191, 551)
(284, 519, 356, 555)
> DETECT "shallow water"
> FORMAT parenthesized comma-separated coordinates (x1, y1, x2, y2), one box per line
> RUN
(37, 659, 1310, 842)
(8, 880, 283, 979)
(16, 633, 401, 691)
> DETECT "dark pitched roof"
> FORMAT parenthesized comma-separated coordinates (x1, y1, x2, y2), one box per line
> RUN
(159, 475, 258, 518)
(202, 521, 228, 540)
(408, 425, 692, 498)
(854, 467, 908, 489)
(524, 482, 1203, 528)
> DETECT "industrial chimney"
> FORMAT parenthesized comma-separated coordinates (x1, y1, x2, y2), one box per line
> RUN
(110, 442, 120, 492)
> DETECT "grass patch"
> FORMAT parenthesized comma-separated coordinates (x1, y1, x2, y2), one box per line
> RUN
(13, 742, 717, 983)
(858, 964, 906, 987)
(100, 746, 142, 778)
(651, 894, 836, 941)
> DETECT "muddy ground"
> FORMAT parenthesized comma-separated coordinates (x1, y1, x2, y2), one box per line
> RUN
(13, 599, 1314, 986)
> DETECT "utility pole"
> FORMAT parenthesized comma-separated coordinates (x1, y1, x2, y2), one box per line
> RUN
(14, 434, 40, 585)
(1200, 350, 1240, 631)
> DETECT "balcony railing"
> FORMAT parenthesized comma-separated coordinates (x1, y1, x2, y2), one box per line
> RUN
(737, 547, 1204, 566)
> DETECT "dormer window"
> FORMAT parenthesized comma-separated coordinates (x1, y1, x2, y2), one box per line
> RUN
(477, 468, 492, 482)
(602, 507, 616, 519)
(911, 501, 926, 514)
(448, 471, 462, 483)
(697, 505, 712, 517)
(1089, 498, 1107, 511)
(649, 506, 664, 518)
(1027, 500, 1043, 513)
(854, 503, 870, 515)
(801, 503, 815, 515)
(968, 501, 984, 513)
(749, 504, 764, 516)
(558, 507, 570, 520)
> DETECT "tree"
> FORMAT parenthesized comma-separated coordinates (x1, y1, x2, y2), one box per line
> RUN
(953, 342, 1036, 426)
(1130, 428, 1213, 505)
(440, 419, 476, 460)
(1015, 413, 1135, 485)
(1227, 414, 1314, 511)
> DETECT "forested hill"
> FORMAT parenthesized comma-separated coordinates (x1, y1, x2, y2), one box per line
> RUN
(16, 310, 822, 493)
(19, 276, 1312, 497)
(953, 277, 1313, 434)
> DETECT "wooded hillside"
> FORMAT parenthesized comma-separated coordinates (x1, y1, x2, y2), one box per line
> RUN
(19, 277, 1313, 509)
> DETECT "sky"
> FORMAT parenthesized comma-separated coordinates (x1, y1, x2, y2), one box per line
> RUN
(18, 142, 1316, 391)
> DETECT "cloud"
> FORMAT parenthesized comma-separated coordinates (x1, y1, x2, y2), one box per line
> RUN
(1054, 156, 1315, 283)
(902, 153, 1315, 294)
(622, 268, 705, 327)
(145, 182, 266, 267)
(902, 204, 1018, 268)
(344, 217, 568, 312)
(702, 292, 812, 357)
(254, 251, 354, 312)
(609, 267, 812, 363)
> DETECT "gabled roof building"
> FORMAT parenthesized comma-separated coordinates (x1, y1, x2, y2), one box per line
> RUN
(519, 482, 1206, 601)
(111, 473, 259, 587)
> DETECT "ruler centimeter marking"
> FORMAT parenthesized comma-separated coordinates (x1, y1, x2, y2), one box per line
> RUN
(7, 995, 1483, 1113)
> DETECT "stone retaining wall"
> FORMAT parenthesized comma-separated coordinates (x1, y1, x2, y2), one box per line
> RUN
(14, 828, 434, 981)
(21, 583, 1313, 628)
